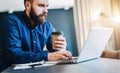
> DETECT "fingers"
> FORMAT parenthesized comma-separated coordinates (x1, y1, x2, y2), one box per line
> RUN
(64, 51, 72, 60)
(60, 49, 72, 60)
(53, 42, 66, 50)
(53, 37, 67, 50)
(60, 53, 72, 60)
(48, 50, 72, 61)
(66, 51, 72, 60)
(61, 55, 69, 60)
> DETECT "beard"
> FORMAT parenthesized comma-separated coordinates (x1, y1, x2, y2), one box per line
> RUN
(29, 6, 47, 24)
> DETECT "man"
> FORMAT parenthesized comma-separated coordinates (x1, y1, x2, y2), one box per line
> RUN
(0, 0, 72, 71)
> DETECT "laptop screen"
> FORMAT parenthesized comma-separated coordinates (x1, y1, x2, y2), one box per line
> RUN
(77, 27, 113, 63)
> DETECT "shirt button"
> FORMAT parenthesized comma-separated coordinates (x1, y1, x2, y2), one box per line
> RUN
(28, 24, 30, 26)
(34, 41, 36, 43)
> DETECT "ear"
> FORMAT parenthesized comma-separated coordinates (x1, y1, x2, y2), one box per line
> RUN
(25, 1, 31, 10)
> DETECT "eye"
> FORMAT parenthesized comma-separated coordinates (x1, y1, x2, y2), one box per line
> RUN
(38, 4, 44, 7)
(46, 5, 49, 7)
(38, 4, 49, 8)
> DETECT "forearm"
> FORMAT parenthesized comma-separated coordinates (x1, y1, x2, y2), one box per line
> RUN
(7, 49, 48, 64)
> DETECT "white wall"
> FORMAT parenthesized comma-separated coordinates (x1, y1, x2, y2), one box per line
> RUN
(0, 0, 74, 12)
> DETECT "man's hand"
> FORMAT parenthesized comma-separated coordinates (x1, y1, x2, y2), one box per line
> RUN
(52, 37, 67, 50)
(48, 49, 72, 61)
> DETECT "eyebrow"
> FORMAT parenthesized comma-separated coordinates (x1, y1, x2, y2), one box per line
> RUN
(38, 3, 49, 7)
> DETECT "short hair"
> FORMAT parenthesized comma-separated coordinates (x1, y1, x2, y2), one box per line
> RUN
(24, 0, 34, 4)
(24, 0, 34, 7)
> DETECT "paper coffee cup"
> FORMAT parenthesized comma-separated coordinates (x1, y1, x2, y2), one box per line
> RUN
(52, 31, 64, 49)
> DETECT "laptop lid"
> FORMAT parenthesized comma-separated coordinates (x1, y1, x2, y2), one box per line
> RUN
(77, 27, 113, 63)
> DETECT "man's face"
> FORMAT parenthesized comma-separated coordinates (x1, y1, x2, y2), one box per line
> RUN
(29, 0, 49, 24)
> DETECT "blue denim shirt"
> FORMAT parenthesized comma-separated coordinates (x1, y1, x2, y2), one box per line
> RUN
(0, 11, 56, 65)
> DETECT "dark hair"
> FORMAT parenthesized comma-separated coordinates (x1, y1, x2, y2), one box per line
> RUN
(24, 0, 34, 7)
(24, 0, 34, 4)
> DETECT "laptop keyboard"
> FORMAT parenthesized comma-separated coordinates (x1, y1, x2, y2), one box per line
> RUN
(57, 59, 77, 64)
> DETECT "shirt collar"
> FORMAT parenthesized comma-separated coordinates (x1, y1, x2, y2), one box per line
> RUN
(23, 10, 33, 29)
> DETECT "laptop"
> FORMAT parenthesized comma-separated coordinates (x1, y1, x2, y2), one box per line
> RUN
(57, 27, 113, 64)
(12, 27, 113, 67)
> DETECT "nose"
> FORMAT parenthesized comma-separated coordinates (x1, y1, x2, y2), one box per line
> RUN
(43, 7, 48, 13)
